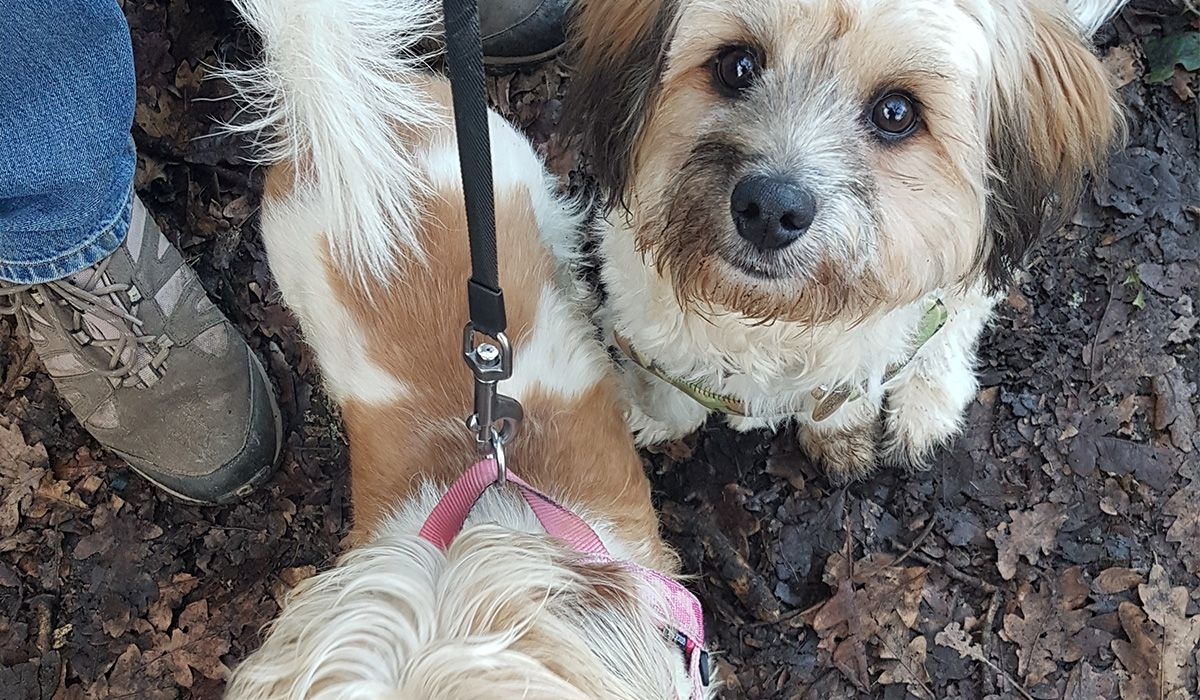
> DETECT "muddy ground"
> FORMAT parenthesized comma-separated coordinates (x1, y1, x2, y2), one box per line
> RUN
(1, 1, 1198, 698)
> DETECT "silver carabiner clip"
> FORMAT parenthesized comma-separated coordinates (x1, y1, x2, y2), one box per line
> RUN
(463, 324, 524, 455)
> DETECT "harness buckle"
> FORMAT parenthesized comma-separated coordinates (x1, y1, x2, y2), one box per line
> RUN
(671, 629, 711, 691)
(463, 324, 523, 459)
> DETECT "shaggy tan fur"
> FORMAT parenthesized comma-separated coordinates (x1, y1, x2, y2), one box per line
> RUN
(566, 0, 1126, 478)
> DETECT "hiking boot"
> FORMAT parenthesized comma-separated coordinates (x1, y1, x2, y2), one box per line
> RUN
(0, 196, 281, 505)
(481, 0, 566, 68)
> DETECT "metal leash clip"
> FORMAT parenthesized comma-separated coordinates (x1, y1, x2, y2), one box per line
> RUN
(463, 323, 523, 481)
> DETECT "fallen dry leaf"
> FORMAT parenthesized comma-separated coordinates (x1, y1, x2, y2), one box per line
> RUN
(1103, 44, 1141, 88)
(1001, 577, 1090, 687)
(1111, 565, 1200, 700)
(988, 502, 1068, 580)
(1164, 464, 1200, 576)
(1169, 68, 1194, 102)
(1152, 367, 1197, 454)
(28, 477, 87, 519)
(101, 644, 177, 700)
(1100, 477, 1131, 516)
(805, 553, 928, 692)
(145, 599, 232, 688)
(148, 573, 201, 632)
(1114, 601, 1163, 700)
(269, 565, 319, 608)
(1059, 566, 1090, 610)
(134, 88, 181, 142)
(935, 622, 988, 665)
(1138, 565, 1200, 699)
(73, 501, 118, 560)
(807, 577, 872, 689)
(1065, 661, 1119, 700)
(0, 420, 49, 538)
(279, 565, 317, 589)
(1094, 567, 1145, 595)
(876, 619, 931, 697)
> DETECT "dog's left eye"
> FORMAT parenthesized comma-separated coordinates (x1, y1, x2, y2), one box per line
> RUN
(868, 92, 920, 139)
(713, 46, 762, 96)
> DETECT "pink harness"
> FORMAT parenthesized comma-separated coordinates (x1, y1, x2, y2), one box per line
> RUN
(419, 458, 711, 698)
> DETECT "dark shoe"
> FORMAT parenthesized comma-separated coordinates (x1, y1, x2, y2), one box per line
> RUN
(480, 0, 566, 68)
(0, 196, 281, 505)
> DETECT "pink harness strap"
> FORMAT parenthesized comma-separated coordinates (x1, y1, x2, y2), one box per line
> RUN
(419, 458, 608, 554)
(418, 457, 710, 699)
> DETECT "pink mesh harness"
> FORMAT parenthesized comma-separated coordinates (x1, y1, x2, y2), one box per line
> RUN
(419, 457, 711, 698)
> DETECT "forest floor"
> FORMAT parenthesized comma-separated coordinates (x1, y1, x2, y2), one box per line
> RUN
(1, 1, 1198, 698)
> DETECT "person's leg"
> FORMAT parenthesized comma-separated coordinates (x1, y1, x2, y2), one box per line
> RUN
(0, 1, 280, 505)
(0, 2, 133, 282)
(480, 0, 568, 68)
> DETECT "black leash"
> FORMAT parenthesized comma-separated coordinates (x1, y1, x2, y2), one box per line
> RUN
(441, 0, 522, 467)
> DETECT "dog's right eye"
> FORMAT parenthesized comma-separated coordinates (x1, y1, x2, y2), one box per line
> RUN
(868, 92, 920, 140)
(713, 46, 762, 96)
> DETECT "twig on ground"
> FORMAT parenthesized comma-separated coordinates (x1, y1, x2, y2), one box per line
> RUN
(900, 546, 1030, 699)
(662, 502, 783, 622)
(981, 590, 1002, 696)
(876, 516, 937, 573)
(973, 617, 1034, 700)
(887, 541, 998, 594)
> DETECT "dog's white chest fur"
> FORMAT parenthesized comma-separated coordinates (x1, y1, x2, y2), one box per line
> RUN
(599, 220, 996, 477)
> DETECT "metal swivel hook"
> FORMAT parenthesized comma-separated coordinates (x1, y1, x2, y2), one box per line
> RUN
(463, 324, 523, 467)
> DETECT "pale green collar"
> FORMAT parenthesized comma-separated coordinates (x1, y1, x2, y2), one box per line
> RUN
(614, 298, 948, 422)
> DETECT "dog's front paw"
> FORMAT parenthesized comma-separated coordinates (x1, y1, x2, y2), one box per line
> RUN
(627, 403, 695, 447)
(881, 386, 965, 469)
(879, 294, 988, 468)
(619, 366, 711, 448)
(797, 421, 881, 483)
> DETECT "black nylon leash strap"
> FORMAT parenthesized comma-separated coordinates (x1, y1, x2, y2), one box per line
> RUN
(441, 0, 506, 337)
(442, 0, 522, 455)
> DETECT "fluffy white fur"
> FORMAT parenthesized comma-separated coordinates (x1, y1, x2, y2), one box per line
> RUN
(224, 0, 440, 283)
(1067, 0, 1129, 35)
(605, 254, 996, 463)
(226, 489, 689, 700)
(237, 176, 693, 699)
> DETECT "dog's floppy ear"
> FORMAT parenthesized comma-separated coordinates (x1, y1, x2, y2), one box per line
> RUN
(983, 5, 1123, 289)
(565, 0, 679, 208)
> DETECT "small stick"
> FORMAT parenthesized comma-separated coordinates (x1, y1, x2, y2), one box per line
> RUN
(981, 590, 1002, 696)
(895, 544, 1032, 698)
(662, 502, 783, 622)
(892, 545, 998, 594)
(854, 515, 938, 581)
(890, 516, 937, 569)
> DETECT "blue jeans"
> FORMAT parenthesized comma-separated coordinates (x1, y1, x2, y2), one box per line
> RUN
(0, 0, 135, 284)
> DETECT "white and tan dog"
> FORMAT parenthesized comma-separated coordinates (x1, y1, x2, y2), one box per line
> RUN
(567, 0, 1128, 480)
(221, 1, 713, 697)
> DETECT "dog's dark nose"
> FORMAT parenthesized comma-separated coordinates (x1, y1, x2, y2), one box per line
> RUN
(730, 176, 817, 251)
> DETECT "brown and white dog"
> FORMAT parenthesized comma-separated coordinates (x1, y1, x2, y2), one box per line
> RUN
(221, 1, 713, 697)
(566, 0, 1128, 480)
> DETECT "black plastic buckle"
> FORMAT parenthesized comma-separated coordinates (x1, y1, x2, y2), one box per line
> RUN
(672, 630, 711, 687)
(467, 279, 506, 338)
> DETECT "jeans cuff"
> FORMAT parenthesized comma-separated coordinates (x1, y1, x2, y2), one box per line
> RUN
(0, 185, 132, 285)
